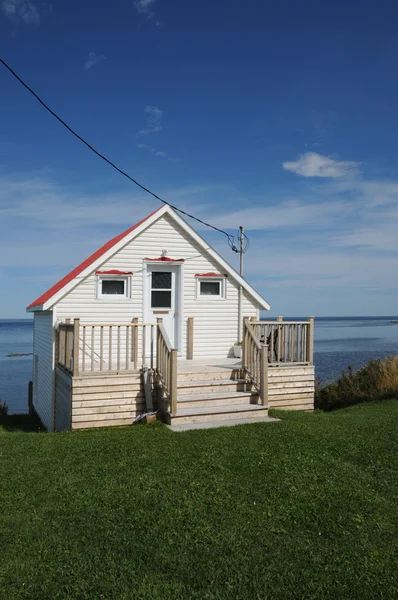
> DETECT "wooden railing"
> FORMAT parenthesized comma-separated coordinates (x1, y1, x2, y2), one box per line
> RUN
(57, 320, 75, 373)
(57, 319, 158, 375)
(247, 316, 315, 365)
(57, 317, 179, 414)
(156, 320, 178, 414)
(242, 320, 268, 405)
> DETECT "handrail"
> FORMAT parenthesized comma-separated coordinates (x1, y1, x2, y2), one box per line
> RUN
(242, 319, 268, 406)
(156, 320, 177, 415)
(158, 323, 172, 352)
(73, 321, 157, 327)
(249, 320, 310, 325)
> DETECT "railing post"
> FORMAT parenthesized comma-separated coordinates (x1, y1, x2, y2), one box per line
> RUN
(73, 318, 80, 376)
(242, 316, 250, 368)
(307, 316, 315, 365)
(187, 317, 194, 360)
(170, 348, 178, 415)
(58, 325, 65, 366)
(260, 344, 268, 406)
(156, 318, 163, 369)
(65, 319, 71, 370)
(277, 316, 283, 362)
(132, 318, 139, 370)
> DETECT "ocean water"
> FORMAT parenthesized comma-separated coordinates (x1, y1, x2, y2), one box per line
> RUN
(0, 319, 33, 414)
(313, 317, 398, 383)
(1, 317, 398, 413)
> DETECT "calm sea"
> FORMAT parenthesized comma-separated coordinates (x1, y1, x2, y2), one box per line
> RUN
(1, 317, 398, 413)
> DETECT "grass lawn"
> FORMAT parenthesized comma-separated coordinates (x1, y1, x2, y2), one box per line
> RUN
(1, 401, 397, 600)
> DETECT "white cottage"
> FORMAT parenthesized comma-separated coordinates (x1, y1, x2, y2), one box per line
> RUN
(27, 204, 315, 432)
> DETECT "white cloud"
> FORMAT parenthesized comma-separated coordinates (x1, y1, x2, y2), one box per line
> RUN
(282, 152, 360, 178)
(138, 105, 163, 135)
(137, 143, 167, 158)
(1, 168, 398, 316)
(1, 0, 40, 24)
(208, 199, 356, 230)
(134, 0, 156, 15)
(84, 52, 106, 71)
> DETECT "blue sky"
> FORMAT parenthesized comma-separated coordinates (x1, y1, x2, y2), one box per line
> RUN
(1, 0, 398, 318)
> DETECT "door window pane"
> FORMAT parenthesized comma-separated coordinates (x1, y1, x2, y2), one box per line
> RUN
(152, 272, 172, 289)
(151, 290, 172, 308)
(200, 281, 220, 296)
(102, 280, 125, 295)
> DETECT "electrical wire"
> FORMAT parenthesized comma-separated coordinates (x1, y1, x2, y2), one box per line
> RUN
(0, 57, 235, 244)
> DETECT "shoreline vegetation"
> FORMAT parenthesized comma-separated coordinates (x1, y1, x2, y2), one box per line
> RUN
(315, 354, 398, 411)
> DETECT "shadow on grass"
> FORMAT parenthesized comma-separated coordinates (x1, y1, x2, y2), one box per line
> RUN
(0, 412, 45, 433)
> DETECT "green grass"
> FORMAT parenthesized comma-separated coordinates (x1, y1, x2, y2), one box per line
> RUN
(1, 402, 397, 600)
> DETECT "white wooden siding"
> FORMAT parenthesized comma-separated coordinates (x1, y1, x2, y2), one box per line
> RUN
(33, 311, 54, 430)
(54, 214, 260, 358)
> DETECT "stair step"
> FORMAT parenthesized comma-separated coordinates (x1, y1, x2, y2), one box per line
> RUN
(178, 394, 259, 410)
(168, 404, 268, 425)
(177, 390, 258, 410)
(168, 415, 278, 432)
(178, 378, 248, 388)
(177, 390, 257, 401)
(177, 370, 242, 383)
(177, 379, 249, 395)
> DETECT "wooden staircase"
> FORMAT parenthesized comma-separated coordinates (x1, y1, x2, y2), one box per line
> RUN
(164, 367, 271, 431)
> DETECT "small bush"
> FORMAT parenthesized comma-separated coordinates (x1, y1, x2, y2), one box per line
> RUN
(0, 399, 8, 417)
(315, 355, 398, 411)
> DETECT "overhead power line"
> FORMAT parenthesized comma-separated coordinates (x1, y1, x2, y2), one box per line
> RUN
(0, 57, 236, 244)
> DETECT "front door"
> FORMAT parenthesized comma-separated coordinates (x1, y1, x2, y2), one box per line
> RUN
(145, 264, 180, 349)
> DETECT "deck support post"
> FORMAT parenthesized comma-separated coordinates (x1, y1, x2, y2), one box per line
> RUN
(242, 316, 250, 369)
(187, 317, 194, 360)
(260, 344, 268, 406)
(65, 319, 71, 370)
(170, 348, 178, 415)
(73, 318, 80, 376)
(132, 318, 139, 370)
(307, 316, 315, 365)
(156, 318, 163, 371)
(58, 325, 66, 367)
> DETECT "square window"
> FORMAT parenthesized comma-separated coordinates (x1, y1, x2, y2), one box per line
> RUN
(101, 280, 125, 295)
(200, 281, 220, 296)
(97, 276, 131, 300)
(196, 277, 226, 300)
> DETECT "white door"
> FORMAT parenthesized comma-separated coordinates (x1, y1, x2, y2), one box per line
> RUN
(145, 264, 180, 349)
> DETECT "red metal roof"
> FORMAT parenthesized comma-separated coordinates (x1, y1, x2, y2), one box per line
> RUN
(27, 206, 163, 310)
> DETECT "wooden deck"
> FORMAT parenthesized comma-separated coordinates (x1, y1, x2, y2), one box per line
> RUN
(177, 358, 242, 372)
(54, 317, 315, 431)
